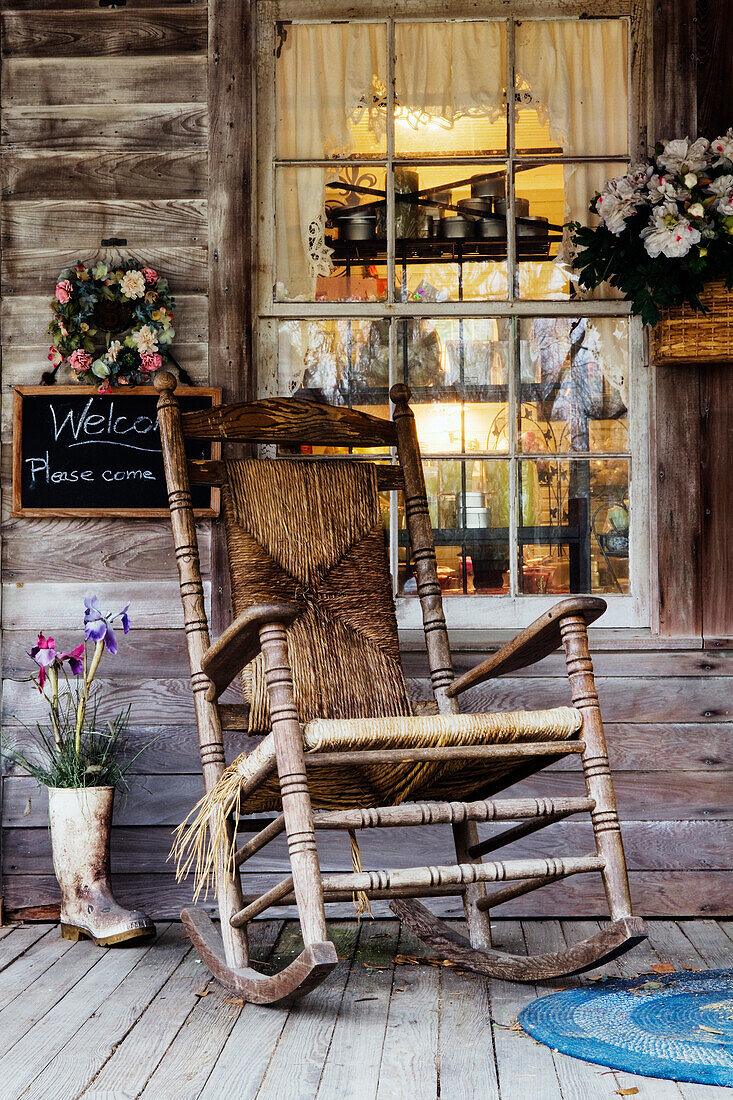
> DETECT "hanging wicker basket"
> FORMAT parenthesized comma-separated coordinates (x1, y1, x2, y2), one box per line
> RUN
(650, 280, 733, 365)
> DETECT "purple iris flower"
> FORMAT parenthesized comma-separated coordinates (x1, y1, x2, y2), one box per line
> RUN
(28, 633, 85, 689)
(83, 596, 131, 655)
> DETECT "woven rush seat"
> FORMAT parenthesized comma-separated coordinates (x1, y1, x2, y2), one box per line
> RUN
(174, 705, 582, 891)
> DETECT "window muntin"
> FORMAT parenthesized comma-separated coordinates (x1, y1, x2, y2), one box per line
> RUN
(257, 10, 648, 627)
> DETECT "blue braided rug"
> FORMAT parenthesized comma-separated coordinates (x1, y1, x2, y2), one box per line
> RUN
(518, 969, 733, 1087)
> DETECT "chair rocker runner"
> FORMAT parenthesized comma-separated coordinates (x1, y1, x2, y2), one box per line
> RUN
(155, 371, 647, 1006)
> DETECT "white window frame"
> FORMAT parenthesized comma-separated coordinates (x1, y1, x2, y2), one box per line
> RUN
(252, 0, 652, 632)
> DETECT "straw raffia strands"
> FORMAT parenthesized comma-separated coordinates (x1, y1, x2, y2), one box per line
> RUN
(172, 707, 582, 897)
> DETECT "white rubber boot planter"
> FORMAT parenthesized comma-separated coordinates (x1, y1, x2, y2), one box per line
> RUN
(48, 786, 155, 946)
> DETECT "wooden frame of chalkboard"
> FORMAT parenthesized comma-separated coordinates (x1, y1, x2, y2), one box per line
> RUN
(12, 385, 222, 518)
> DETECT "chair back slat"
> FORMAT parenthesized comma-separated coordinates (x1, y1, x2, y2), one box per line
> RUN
(181, 397, 397, 448)
(222, 458, 413, 732)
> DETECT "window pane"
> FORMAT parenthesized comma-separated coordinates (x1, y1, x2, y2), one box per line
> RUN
(514, 162, 627, 300)
(275, 166, 388, 302)
(392, 165, 508, 302)
(278, 317, 388, 400)
(515, 20, 628, 156)
(398, 318, 510, 453)
(518, 318, 629, 453)
(399, 458, 511, 595)
(395, 21, 507, 157)
(276, 22, 387, 159)
(519, 458, 630, 594)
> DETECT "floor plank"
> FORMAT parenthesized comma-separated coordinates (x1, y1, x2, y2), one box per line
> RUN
(254, 922, 360, 1100)
(0, 935, 151, 1097)
(0, 932, 103, 1057)
(315, 920, 399, 1100)
(488, 920, 563, 1100)
(374, 923, 441, 1100)
(0, 925, 73, 1012)
(139, 921, 283, 1100)
(196, 923, 289, 1100)
(0, 922, 51, 971)
(439, 930, 499, 1100)
(22, 925, 190, 1100)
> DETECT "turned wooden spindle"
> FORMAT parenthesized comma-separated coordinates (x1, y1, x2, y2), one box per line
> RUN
(560, 613, 633, 921)
(390, 382, 493, 949)
(258, 620, 328, 945)
(155, 371, 249, 969)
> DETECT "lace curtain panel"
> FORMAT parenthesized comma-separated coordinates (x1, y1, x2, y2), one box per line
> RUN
(274, 19, 628, 305)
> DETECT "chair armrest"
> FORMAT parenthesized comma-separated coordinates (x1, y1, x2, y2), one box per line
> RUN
(444, 597, 606, 698)
(201, 600, 299, 702)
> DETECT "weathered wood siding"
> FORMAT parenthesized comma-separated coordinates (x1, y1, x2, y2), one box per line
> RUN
(1, 0, 732, 920)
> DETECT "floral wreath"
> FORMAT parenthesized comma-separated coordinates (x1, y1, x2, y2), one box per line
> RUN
(46, 260, 177, 391)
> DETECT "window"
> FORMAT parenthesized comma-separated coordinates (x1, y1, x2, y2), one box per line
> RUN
(254, 4, 650, 631)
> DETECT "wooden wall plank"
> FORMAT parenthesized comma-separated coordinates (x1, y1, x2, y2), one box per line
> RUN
(2, 0, 204, 9)
(2, 201, 207, 250)
(2, 248, 208, 295)
(1, 581, 200, 629)
(207, 0, 251, 635)
(4, 671, 732, 725)
(2, 57, 206, 106)
(407, 675, 733, 722)
(405, 648, 733, 679)
(1, 292, 207, 344)
(6, 820, 733, 875)
(700, 368, 733, 640)
(2, 104, 207, 149)
(3, 718, 731, 774)
(5, 871, 731, 920)
(654, 367, 702, 636)
(1, 9, 207, 58)
(695, 0, 733, 136)
(5, 770, 732, 827)
(2, 151, 207, 200)
(1, 520, 211, 582)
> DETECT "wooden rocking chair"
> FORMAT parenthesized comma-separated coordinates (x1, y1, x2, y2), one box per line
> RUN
(155, 371, 647, 1006)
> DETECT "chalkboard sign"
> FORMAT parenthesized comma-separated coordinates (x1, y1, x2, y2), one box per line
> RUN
(12, 386, 221, 517)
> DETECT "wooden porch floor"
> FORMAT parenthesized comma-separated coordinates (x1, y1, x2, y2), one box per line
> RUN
(0, 918, 730, 1099)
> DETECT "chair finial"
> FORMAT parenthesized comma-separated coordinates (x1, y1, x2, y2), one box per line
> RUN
(154, 370, 178, 393)
(390, 383, 412, 405)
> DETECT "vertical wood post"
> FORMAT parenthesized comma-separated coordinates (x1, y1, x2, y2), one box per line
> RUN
(560, 613, 632, 921)
(259, 621, 328, 946)
(390, 382, 492, 948)
(155, 372, 249, 968)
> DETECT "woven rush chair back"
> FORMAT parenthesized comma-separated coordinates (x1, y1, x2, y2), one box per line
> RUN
(222, 458, 412, 731)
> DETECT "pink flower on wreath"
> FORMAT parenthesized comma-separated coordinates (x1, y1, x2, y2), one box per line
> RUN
(140, 352, 163, 373)
(47, 347, 63, 367)
(55, 280, 73, 304)
(69, 349, 92, 373)
(142, 267, 158, 284)
(98, 382, 112, 394)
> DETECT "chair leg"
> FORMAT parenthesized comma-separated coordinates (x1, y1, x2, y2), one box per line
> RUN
(452, 820, 493, 949)
(259, 621, 329, 947)
(560, 614, 633, 921)
(155, 376, 249, 969)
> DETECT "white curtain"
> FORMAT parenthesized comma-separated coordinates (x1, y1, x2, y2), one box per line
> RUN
(515, 20, 628, 295)
(275, 18, 628, 309)
(275, 23, 386, 300)
(394, 21, 506, 128)
(275, 21, 507, 302)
